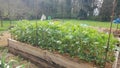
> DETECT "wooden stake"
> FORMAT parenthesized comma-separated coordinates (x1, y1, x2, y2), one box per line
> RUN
(105, 0, 117, 67)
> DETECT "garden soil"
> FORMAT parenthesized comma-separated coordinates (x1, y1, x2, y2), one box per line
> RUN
(0, 31, 10, 46)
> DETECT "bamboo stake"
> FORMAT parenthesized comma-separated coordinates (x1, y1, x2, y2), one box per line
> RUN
(104, 0, 117, 67)
(8, 0, 12, 27)
(34, 0, 38, 46)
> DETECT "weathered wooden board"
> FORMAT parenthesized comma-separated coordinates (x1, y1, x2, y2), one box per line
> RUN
(112, 51, 119, 68)
(8, 39, 94, 68)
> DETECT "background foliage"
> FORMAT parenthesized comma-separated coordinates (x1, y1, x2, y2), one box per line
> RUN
(1, 0, 119, 21)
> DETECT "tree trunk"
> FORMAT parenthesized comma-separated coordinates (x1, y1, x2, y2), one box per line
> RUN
(0, 19, 3, 27)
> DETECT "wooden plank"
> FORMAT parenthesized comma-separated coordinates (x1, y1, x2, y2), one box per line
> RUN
(8, 39, 94, 68)
(8, 47, 57, 68)
(112, 51, 119, 68)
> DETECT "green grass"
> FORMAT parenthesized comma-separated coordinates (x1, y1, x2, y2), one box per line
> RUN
(39, 19, 118, 28)
(0, 19, 118, 32)
(63, 19, 118, 28)
(0, 21, 11, 31)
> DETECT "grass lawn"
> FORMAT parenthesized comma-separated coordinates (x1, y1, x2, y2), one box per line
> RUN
(63, 19, 119, 28)
(0, 21, 12, 32)
(0, 19, 119, 32)
(38, 19, 118, 28)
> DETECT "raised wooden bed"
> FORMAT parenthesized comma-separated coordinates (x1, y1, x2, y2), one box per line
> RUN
(8, 39, 94, 68)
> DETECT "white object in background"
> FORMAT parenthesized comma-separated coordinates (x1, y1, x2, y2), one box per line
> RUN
(41, 14, 46, 21)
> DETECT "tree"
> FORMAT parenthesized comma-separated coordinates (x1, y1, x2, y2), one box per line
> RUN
(0, 0, 97, 20)
(78, 9, 87, 19)
(115, 0, 120, 16)
(99, 0, 113, 21)
(0, 10, 3, 27)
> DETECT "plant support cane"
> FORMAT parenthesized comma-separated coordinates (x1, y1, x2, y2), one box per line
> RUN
(105, 0, 117, 68)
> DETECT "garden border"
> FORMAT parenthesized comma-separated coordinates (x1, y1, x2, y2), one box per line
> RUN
(7, 39, 94, 68)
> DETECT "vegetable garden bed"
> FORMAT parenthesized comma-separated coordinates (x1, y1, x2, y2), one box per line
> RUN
(8, 39, 94, 68)
(10, 20, 119, 68)
(7, 39, 120, 68)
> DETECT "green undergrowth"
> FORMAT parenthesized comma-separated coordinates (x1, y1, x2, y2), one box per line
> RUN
(0, 49, 27, 68)
(11, 20, 118, 66)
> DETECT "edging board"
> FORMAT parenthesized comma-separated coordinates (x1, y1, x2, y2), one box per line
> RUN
(112, 51, 119, 68)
